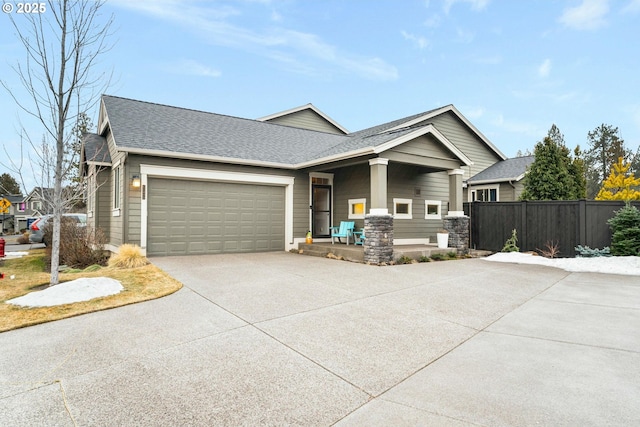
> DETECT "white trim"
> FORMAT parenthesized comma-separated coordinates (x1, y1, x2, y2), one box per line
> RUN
(123, 147, 297, 170)
(373, 125, 473, 166)
(469, 184, 500, 202)
(257, 103, 350, 134)
(425, 200, 442, 219)
(393, 198, 413, 219)
(348, 198, 366, 219)
(369, 208, 389, 215)
(139, 164, 296, 252)
(369, 157, 389, 166)
(309, 172, 334, 235)
(448, 169, 465, 176)
(446, 211, 465, 217)
(383, 105, 507, 161)
(394, 238, 430, 245)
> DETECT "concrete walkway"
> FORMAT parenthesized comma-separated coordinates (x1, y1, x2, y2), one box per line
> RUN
(1, 253, 638, 426)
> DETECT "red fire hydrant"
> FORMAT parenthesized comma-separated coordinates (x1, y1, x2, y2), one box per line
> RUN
(0, 237, 5, 258)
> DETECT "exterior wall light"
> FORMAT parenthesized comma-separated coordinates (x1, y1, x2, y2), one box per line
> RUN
(131, 174, 141, 188)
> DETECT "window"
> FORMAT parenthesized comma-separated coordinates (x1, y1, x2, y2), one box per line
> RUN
(113, 165, 121, 214)
(425, 200, 442, 219)
(348, 198, 366, 219)
(393, 198, 412, 219)
(471, 186, 499, 202)
(32, 201, 42, 211)
(18, 202, 26, 212)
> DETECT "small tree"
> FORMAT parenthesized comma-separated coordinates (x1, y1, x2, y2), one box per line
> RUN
(585, 124, 631, 199)
(0, 173, 21, 194)
(596, 157, 640, 201)
(607, 204, 640, 256)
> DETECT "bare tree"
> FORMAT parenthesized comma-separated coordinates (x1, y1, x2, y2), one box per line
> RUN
(2, 0, 113, 285)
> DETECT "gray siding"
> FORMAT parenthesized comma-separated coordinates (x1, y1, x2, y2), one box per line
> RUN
(124, 155, 309, 247)
(264, 109, 345, 134)
(388, 134, 458, 165)
(332, 164, 370, 230)
(429, 112, 503, 177)
(107, 131, 125, 246)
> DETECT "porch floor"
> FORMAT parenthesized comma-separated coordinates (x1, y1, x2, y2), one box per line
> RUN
(297, 242, 457, 263)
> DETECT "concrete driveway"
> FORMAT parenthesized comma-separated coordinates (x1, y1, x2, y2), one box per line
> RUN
(1, 253, 639, 426)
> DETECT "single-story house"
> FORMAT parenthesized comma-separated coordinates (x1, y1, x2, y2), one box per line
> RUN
(466, 155, 534, 202)
(81, 95, 507, 256)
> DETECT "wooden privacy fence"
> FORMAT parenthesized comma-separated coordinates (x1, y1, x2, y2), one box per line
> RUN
(463, 200, 640, 257)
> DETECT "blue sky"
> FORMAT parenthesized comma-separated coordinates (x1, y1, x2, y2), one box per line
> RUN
(1, 0, 639, 192)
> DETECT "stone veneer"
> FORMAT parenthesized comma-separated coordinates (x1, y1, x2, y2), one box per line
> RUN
(363, 214, 394, 264)
(443, 215, 470, 254)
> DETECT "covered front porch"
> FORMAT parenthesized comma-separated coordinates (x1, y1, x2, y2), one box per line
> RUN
(297, 241, 457, 263)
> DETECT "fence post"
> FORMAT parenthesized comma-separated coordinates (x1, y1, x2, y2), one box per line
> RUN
(579, 199, 587, 246)
(520, 201, 528, 251)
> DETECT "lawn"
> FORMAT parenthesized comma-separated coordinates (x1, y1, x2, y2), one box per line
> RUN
(0, 249, 183, 332)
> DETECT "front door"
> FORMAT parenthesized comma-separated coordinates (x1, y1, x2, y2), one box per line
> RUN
(312, 184, 331, 237)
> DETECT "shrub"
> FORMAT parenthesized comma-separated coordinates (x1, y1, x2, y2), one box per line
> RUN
(108, 244, 149, 268)
(607, 204, 640, 256)
(418, 255, 431, 263)
(446, 251, 458, 259)
(537, 240, 560, 258)
(574, 245, 611, 257)
(430, 253, 445, 261)
(44, 219, 108, 270)
(396, 255, 415, 265)
(502, 229, 519, 252)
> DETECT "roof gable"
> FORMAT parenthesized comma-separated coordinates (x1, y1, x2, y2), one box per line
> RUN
(258, 104, 349, 135)
(99, 95, 503, 170)
(468, 156, 535, 184)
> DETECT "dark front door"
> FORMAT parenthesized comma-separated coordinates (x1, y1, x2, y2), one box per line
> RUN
(312, 185, 331, 237)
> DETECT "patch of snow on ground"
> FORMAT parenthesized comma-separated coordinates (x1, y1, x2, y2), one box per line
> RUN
(7, 277, 123, 307)
(484, 252, 640, 276)
(3, 251, 30, 259)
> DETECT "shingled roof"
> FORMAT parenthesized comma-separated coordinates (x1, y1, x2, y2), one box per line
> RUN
(96, 95, 502, 168)
(467, 155, 534, 184)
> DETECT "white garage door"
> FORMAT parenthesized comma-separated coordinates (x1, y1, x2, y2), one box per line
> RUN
(147, 178, 285, 256)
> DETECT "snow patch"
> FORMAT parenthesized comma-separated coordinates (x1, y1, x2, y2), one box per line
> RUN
(484, 252, 640, 276)
(7, 277, 123, 307)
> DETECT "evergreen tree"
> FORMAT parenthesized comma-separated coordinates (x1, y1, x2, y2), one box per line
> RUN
(520, 125, 584, 200)
(585, 124, 630, 198)
(595, 157, 640, 201)
(607, 204, 640, 256)
(0, 173, 21, 194)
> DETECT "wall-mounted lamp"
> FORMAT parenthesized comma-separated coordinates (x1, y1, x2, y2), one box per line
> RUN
(131, 174, 141, 188)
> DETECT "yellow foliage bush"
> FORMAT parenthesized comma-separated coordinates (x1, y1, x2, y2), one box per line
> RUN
(596, 157, 640, 201)
(108, 244, 150, 269)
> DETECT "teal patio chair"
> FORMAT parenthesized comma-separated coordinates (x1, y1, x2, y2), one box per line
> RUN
(330, 221, 355, 245)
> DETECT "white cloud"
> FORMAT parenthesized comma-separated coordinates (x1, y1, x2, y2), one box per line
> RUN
(622, 0, 640, 13)
(559, 0, 609, 30)
(443, 0, 490, 14)
(456, 27, 475, 43)
(538, 58, 551, 78)
(171, 60, 222, 78)
(401, 31, 430, 49)
(110, 0, 398, 81)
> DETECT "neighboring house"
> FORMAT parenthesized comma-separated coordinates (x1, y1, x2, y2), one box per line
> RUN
(0, 188, 53, 233)
(466, 155, 534, 202)
(81, 95, 507, 256)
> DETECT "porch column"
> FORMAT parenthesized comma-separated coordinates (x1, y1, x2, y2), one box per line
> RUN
(369, 158, 388, 214)
(447, 168, 465, 216)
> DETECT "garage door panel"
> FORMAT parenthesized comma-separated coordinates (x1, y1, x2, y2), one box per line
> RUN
(147, 177, 285, 256)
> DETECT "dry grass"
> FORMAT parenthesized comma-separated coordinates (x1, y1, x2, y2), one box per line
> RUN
(108, 244, 150, 268)
(0, 249, 182, 332)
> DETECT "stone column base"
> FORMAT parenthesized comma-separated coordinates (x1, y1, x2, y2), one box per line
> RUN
(443, 215, 470, 254)
(363, 214, 394, 265)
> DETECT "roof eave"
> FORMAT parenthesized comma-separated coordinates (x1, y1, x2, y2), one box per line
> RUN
(121, 147, 297, 170)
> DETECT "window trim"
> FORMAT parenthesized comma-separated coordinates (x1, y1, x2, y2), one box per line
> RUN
(393, 198, 413, 219)
(425, 200, 442, 219)
(112, 164, 121, 215)
(348, 198, 366, 219)
(470, 185, 500, 202)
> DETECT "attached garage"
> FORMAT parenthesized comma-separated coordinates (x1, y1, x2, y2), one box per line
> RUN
(146, 177, 286, 256)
